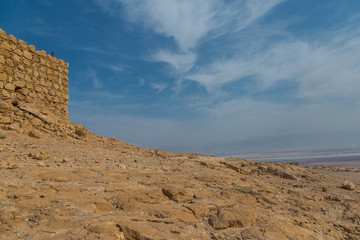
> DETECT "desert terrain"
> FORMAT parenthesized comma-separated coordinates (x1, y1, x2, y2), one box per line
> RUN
(0, 125, 359, 240)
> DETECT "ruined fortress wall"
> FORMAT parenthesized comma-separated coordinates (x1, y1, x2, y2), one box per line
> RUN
(0, 28, 69, 127)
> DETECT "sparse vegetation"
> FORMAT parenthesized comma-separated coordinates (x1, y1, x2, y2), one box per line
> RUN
(0, 135, 6, 140)
(232, 188, 248, 194)
(75, 129, 86, 137)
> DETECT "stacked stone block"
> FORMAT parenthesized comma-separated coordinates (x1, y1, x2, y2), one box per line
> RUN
(0, 28, 69, 127)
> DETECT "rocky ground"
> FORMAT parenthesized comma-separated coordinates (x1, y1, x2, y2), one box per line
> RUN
(0, 127, 359, 240)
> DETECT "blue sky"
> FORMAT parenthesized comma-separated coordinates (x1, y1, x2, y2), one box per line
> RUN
(1, 0, 360, 154)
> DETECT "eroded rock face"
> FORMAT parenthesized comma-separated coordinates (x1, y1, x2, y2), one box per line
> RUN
(0, 130, 359, 239)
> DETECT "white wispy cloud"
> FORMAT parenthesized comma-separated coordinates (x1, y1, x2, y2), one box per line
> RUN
(118, 0, 218, 51)
(102, 0, 284, 78)
(85, 68, 103, 89)
(138, 78, 145, 86)
(117, 0, 284, 50)
(152, 50, 196, 73)
(150, 82, 167, 93)
(110, 63, 124, 72)
(187, 32, 360, 100)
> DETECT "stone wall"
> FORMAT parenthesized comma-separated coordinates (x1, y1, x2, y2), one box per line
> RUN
(0, 28, 69, 129)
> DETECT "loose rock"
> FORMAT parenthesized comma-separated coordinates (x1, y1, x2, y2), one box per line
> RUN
(342, 180, 355, 190)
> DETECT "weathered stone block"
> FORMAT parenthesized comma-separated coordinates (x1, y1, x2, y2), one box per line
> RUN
(6, 58, 14, 67)
(39, 50, 47, 56)
(14, 49, 22, 56)
(0, 49, 10, 57)
(18, 39, 27, 48)
(2, 89, 11, 99)
(25, 67, 33, 76)
(30, 118, 43, 126)
(33, 78, 39, 85)
(39, 79, 46, 87)
(41, 87, 48, 94)
(26, 83, 34, 89)
(13, 54, 21, 64)
(0, 72, 7, 81)
(32, 55, 39, 63)
(24, 74, 31, 81)
(25, 96, 32, 102)
(5, 66, 13, 75)
(15, 93, 25, 101)
(35, 86, 42, 92)
(14, 80, 26, 88)
(28, 45, 36, 52)
(45, 95, 53, 101)
(0, 81, 3, 89)
(0, 41, 11, 50)
(17, 64, 24, 71)
(4, 83, 15, 91)
(23, 59, 31, 66)
(29, 91, 37, 98)
(0, 116, 11, 124)
(8, 35, 17, 42)
(0, 64, 4, 73)
(18, 88, 29, 95)
(0, 55, 4, 64)
(0, 28, 7, 39)
(0, 101, 12, 113)
(14, 71, 24, 80)
(9, 43, 17, 50)
(23, 50, 32, 60)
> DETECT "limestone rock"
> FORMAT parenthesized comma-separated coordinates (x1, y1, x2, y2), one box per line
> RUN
(30, 118, 43, 126)
(0, 116, 11, 124)
(86, 221, 124, 239)
(0, 101, 13, 113)
(28, 130, 41, 138)
(155, 149, 175, 158)
(23, 50, 32, 60)
(13, 80, 26, 88)
(8, 123, 20, 130)
(209, 207, 257, 230)
(162, 186, 194, 203)
(0, 72, 7, 81)
(118, 163, 127, 169)
(342, 180, 355, 190)
(282, 171, 298, 180)
(29, 151, 50, 160)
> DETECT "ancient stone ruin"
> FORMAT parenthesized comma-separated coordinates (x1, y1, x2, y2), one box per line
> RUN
(0, 28, 71, 131)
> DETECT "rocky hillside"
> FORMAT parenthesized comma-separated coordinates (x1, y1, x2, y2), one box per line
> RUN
(0, 124, 359, 239)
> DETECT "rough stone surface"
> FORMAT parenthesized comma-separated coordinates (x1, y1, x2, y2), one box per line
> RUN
(342, 180, 355, 190)
(0, 129, 359, 240)
(0, 27, 69, 131)
(28, 130, 41, 138)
